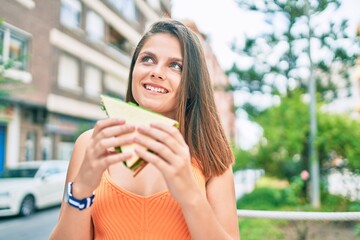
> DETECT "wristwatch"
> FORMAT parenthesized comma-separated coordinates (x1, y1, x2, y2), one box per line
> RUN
(65, 182, 95, 210)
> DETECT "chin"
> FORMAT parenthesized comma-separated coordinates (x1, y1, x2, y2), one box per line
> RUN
(138, 101, 159, 111)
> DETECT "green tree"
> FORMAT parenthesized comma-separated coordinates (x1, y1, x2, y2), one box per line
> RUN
(228, 0, 359, 101)
(317, 112, 360, 171)
(229, 0, 360, 208)
(253, 93, 309, 180)
(247, 93, 360, 180)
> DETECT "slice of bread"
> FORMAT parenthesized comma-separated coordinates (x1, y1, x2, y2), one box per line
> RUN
(100, 95, 179, 176)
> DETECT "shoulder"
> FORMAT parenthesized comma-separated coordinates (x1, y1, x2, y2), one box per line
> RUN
(75, 128, 94, 145)
(206, 167, 236, 206)
(66, 129, 94, 180)
(206, 167, 234, 191)
(72, 128, 94, 164)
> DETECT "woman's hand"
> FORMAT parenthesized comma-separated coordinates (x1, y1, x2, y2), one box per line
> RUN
(134, 123, 199, 205)
(72, 118, 135, 198)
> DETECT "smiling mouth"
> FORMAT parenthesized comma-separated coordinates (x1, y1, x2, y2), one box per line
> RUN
(144, 84, 169, 93)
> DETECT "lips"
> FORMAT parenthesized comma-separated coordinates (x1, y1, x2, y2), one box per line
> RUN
(143, 83, 169, 93)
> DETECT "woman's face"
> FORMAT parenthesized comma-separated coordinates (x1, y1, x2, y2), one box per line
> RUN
(132, 33, 183, 119)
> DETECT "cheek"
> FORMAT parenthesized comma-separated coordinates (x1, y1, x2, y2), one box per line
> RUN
(132, 65, 149, 82)
(131, 70, 140, 100)
(132, 67, 144, 89)
(171, 78, 181, 94)
(132, 66, 140, 82)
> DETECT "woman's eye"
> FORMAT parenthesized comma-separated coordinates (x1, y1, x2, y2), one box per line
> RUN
(141, 56, 154, 63)
(170, 62, 182, 71)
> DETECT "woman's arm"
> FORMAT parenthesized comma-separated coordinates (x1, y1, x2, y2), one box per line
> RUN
(178, 168, 240, 240)
(49, 130, 95, 240)
(134, 123, 240, 240)
(50, 119, 135, 240)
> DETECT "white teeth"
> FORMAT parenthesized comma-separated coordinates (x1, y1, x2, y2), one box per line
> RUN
(145, 84, 167, 93)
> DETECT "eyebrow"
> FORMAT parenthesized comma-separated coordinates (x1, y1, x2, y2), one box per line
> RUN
(140, 51, 182, 62)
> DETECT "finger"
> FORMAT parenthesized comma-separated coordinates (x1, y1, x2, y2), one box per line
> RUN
(150, 123, 186, 145)
(95, 124, 135, 141)
(135, 147, 169, 172)
(94, 135, 134, 156)
(92, 118, 126, 136)
(102, 152, 133, 168)
(137, 125, 180, 154)
(90, 124, 134, 154)
(134, 135, 175, 161)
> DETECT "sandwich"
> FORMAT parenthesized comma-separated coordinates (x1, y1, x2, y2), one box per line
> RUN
(100, 95, 179, 176)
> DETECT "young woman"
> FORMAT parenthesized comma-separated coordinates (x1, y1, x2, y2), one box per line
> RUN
(50, 19, 240, 240)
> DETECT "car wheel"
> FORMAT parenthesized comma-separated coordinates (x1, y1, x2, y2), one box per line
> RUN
(20, 195, 36, 217)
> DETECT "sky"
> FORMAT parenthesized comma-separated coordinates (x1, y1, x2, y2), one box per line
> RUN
(172, 0, 261, 70)
(172, 0, 360, 70)
(171, 0, 360, 149)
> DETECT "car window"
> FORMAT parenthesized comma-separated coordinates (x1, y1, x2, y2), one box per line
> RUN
(0, 167, 39, 178)
(58, 164, 68, 173)
(42, 165, 68, 176)
(44, 168, 60, 175)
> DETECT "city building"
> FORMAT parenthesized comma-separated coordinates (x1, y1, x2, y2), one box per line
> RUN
(0, 0, 235, 172)
(0, 0, 171, 171)
(181, 19, 235, 142)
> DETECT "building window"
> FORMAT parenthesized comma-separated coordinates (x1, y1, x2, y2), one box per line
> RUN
(57, 53, 81, 92)
(60, 0, 82, 29)
(86, 11, 104, 42)
(41, 135, 53, 160)
(25, 131, 37, 161)
(108, 26, 132, 55)
(104, 73, 127, 98)
(0, 25, 29, 71)
(84, 65, 102, 97)
(15, 0, 36, 9)
(146, 0, 161, 11)
(58, 135, 74, 161)
(106, 0, 137, 22)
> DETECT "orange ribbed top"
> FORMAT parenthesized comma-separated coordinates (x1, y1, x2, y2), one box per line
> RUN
(91, 165, 206, 240)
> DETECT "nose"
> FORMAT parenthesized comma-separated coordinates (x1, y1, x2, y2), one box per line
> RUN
(151, 66, 166, 80)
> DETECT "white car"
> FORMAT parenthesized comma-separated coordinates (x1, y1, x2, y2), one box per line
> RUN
(0, 160, 69, 217)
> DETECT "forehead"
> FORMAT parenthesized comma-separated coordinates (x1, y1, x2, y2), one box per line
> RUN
(140, 33, 182, 57)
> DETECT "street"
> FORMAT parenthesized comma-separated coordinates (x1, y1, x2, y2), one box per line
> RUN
(0, 206, 60, 240)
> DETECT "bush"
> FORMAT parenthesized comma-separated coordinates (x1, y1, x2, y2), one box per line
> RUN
(238, 187, 282, 209)
(321, 191, 353, 212)
(239, 219, 285, 240)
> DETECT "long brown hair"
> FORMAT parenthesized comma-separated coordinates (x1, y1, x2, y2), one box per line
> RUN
(126, 19, 233, 178)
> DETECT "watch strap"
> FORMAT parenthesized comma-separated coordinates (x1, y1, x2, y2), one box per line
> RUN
(66, 182, 95, 210)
